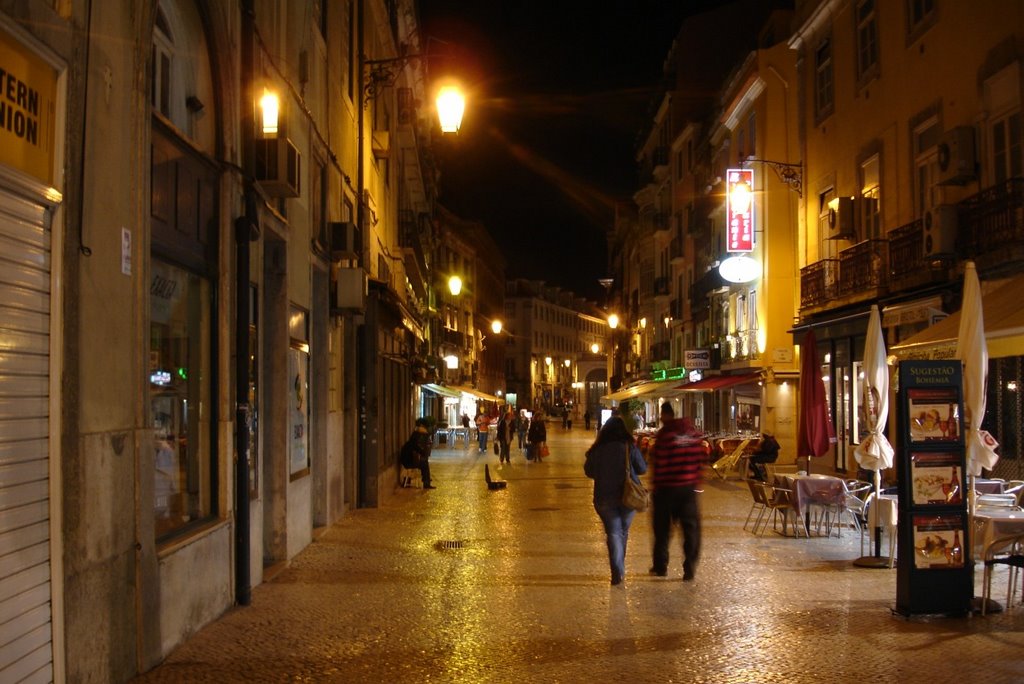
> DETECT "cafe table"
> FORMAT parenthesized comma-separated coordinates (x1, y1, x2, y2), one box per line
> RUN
(975, 478, 1006, 495)
(774, 473, 849, 535)
(973, 507, 1024, 558)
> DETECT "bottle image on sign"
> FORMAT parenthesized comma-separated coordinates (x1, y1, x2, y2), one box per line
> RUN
(942, 466, 961, 504)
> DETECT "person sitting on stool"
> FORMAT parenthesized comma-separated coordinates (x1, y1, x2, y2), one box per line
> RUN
(748, 432, 780, 481)
(401, 423, 435, 489)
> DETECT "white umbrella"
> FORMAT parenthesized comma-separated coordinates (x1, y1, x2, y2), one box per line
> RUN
(854, 305, 894, 567)
(955, 261, 999, 477)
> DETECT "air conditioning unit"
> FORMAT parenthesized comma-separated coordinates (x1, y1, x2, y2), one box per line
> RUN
(329, 221, 361, 261)
(936, 126, 976, 185)
(255, 137, 301, 197)
(827, 197, 856, 239)
(333, 267, 367, 311)
(923, 205, 958, 256)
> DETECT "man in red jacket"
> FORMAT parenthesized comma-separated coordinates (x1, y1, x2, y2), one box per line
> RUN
(649, 403, 709, 581)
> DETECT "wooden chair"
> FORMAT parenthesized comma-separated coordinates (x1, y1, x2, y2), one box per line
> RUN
(744, 479, 769, 532)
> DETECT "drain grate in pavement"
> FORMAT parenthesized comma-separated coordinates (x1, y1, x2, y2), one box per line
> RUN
(434, 540, 467, 551)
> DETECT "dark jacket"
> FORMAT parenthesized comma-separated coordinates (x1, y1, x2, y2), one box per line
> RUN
(527, 417, 546, 443)
(651, 417, 708, 489)
(584, 440, 647, 505)
(400, 428, 430, 469)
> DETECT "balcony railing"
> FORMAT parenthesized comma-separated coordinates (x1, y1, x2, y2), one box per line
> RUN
(800, 259, 839, 309)
(888, 218, 924, 279)
(441, 327, 466, 349)
(720, 329, 760, 363)
(837, 238, 888, 297)
(959, 177, 1024, 260)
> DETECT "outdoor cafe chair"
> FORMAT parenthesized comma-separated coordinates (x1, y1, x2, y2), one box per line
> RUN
(1004, 480, 1024, 506)
(977, 493, 1019, 509)
(754, 482, 807, 538)
(981, 532, 1024, 616)
(744, 479, 769, 532)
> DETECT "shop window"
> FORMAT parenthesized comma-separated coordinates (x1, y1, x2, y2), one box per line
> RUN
(150, 259, 213, 539)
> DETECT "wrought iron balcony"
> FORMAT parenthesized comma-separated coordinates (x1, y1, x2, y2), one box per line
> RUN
(669, 235, 685, 264)
(719, 329, 760, 363)
(441, 327, 466, 349)
(654, 276, 670, 297)
(800, 259, 839, 309)
(837, 239, 888, 298)
(958, 177, 1024, 272)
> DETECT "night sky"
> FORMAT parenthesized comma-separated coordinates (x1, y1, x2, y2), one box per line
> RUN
(417, 1, 723, 301)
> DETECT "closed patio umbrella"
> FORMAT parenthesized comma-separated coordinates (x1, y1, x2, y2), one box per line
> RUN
(797, 329, 835, 474)
(955, 261, 999, 479)
(853, 305, 894, 567)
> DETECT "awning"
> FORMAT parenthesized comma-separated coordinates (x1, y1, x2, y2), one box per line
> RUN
(421, 383, 460, 398)
(601, 380, 679, 403)
(675, 372, 760, 392)
(881, 296, 946, 327)
(448, 384, 502, 403)
(789, 309, 870, 345)
(891, 273, 1024, 360)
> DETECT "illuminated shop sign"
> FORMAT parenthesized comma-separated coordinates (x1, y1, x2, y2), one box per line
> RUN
(726, 168, 754, 253)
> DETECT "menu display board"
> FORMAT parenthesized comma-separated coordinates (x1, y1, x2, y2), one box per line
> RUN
(911, 513, 966, 570)
(896, 360, 972, 616)
(909, 452, 963, 506)
(907, 387, 960, 443)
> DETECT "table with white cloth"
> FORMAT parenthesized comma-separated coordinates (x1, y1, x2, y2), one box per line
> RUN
(973, 508, 1024, 558)
(775, 473, 849, 518)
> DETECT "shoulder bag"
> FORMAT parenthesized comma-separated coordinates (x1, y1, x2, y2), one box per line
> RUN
(621, 443, 649, 511)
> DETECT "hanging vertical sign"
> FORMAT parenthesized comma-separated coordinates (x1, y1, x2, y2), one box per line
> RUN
(726, 168, 754, 253)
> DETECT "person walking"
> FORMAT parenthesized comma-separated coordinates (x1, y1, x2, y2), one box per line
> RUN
(496, 406, 515, 465)
(584, 417, 647, 586)
(517, 410, 529, 452)
(648, 402, 709, 581)
(475, 410, 490, 454)
(527, 410, 547, 462)
(584, 409, 591, 431)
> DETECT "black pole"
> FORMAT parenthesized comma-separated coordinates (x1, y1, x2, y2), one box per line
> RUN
(234, 0, 257, 606)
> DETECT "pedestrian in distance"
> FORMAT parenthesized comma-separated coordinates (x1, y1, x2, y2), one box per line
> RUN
(517, 410, 529, 451)
(400, 423, 435, 489)
(475, 410, 490, 454)
(527, 410, 547, 462)
(648, 403, 709, 581)
(584, 409, 592, 431)
(584, 416, 648, 586)
(496, 406, 515, 465)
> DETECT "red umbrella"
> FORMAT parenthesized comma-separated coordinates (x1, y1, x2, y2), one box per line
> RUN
(797, 329, 835, 473)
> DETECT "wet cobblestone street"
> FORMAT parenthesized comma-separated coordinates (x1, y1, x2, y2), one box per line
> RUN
(135, 428, 1024, 683)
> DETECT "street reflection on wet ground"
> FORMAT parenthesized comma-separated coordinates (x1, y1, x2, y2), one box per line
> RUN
(135, 426, 1024, 683)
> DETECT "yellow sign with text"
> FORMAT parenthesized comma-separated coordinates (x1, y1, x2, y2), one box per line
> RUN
(0, 28, 57, 185)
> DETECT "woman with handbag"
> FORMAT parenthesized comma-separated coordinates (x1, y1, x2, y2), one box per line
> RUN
(527, 410, 547, 462)
(584, 416, 648, 586)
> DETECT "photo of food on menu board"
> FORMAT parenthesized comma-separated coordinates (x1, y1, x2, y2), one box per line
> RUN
(912, 513, 965, 569)
(910, 452, 963, 505)
(907, 388, 960, 442)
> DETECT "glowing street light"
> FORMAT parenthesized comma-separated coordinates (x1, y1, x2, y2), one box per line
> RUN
(490, 319, 503, 335)
(448, 275, 462, 296)
(436, 85, 466, 134)
(608, 313, 619, 329)
(590, 343, 600, 354)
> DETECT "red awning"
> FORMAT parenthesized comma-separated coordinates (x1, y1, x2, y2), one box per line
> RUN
(675, 372, 760, 391)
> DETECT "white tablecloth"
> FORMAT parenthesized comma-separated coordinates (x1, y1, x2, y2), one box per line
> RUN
(973, 508, 1024, 557)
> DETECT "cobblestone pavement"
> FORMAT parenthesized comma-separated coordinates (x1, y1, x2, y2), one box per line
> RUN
(135, 427, 1024, 683)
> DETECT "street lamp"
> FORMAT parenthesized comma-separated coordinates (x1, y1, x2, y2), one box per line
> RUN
(591, 343, 600, 354)
(436, 84, 466, 134)
(448, 275, 462, 296)
(490, 319, 503, 335)
(608, 313, 619, 330)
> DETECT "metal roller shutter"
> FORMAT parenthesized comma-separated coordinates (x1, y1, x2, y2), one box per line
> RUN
(0, 188, 53, 683)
